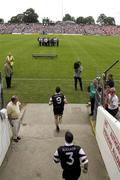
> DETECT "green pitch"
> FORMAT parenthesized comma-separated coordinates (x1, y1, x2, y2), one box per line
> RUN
(0, 34, 120, 104)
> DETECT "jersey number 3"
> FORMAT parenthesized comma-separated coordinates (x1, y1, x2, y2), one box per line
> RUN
(66, 152, 74, 165)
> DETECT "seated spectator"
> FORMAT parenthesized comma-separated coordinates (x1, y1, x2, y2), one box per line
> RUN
(107, 87, 119, 117)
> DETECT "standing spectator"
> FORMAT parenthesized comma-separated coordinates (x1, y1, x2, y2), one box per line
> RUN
(7, 96, 22, 142)
(6, 52, 14, 68)
(49, 87, 67, 132)
(74, 60, 83, 91)
(54, 131, 88, 180)
(107, 87, 119, 117)
(106, 73, 114, 88)
(89, 79, 97, 116)
(103, 85, 111, 110)
(4, 59, 13, 88)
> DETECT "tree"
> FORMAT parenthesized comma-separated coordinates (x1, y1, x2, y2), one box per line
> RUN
(0, 18, 4, 23)
(63, 14, 75, 22)
(105, 17, 116, 25)
(76, 16, 85, 24)
(97, 14, 107, 25)
(8, 16, 17, 23)
(8, 8, 39, 23)
(8, 14, 24, 23)
(84, 16, 95, 25)
(17, 14, 24, 23)
(97, 14, 116, 25)
(22, 8, 39, 23)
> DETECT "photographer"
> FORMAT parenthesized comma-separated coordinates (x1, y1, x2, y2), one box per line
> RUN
(74, 60, 83, 91)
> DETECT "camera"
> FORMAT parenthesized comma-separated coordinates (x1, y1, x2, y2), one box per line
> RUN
(74, 61, 80, 69)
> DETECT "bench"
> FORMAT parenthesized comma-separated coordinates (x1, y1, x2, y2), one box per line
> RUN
(32, 53, 57, 58)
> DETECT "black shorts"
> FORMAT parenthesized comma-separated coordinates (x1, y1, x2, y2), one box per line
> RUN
(107, 108, 118, 117)
(63, 169, 81, 180)
(53, 107, 64, 115)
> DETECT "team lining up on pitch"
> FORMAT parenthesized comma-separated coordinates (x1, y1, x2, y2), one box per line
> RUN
(37, 37, 59, 47)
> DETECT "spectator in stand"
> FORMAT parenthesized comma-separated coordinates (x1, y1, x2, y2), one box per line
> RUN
(54, 131, 88, 180)
(106, 73, 114, 88)
(4, 59, 13, 88)
(107, 87, 119, 117)
(1, 23, 120, 35)
(74, 60, 83, 91)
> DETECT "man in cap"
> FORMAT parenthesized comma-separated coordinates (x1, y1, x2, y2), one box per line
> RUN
(7, 96, 21, 142)
(54, 131, 88, 180)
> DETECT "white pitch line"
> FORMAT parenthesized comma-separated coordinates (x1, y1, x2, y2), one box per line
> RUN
(13, 78, 73, 81)
(13, 78, 120, 82)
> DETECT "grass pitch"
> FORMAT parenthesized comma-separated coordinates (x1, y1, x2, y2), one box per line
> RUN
(0, 34, 120, 104)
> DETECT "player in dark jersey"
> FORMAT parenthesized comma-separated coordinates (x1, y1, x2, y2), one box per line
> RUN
(54, 131, 88, 180)
(49, 87, 67, 132)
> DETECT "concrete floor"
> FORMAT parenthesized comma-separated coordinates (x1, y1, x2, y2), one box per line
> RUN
(0, 104, 109, 180)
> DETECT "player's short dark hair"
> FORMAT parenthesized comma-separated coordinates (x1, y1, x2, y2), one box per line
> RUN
(65, 131, 73, 143)
(56, 86, 61, 93)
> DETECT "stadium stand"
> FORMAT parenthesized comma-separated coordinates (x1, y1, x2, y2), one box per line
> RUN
(1, 23, 120, 35)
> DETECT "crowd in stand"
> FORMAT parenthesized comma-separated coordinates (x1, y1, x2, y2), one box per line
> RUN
(0, 23, 120, 35)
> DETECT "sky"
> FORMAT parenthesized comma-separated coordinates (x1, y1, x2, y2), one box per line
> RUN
(0, 0, 120, 24)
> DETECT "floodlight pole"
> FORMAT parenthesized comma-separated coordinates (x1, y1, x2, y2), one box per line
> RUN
(61, 0, 63, 34)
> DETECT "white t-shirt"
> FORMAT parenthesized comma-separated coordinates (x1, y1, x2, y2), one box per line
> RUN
(7, 101, 21, 119)
(108, 94, 119, 110)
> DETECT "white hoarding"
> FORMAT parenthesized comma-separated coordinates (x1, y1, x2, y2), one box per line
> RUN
(96, 106, 120, 180)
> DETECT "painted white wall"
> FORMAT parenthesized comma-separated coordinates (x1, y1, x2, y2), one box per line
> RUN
(96, 106, 120, 180)
(0, 109, 12, 167)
